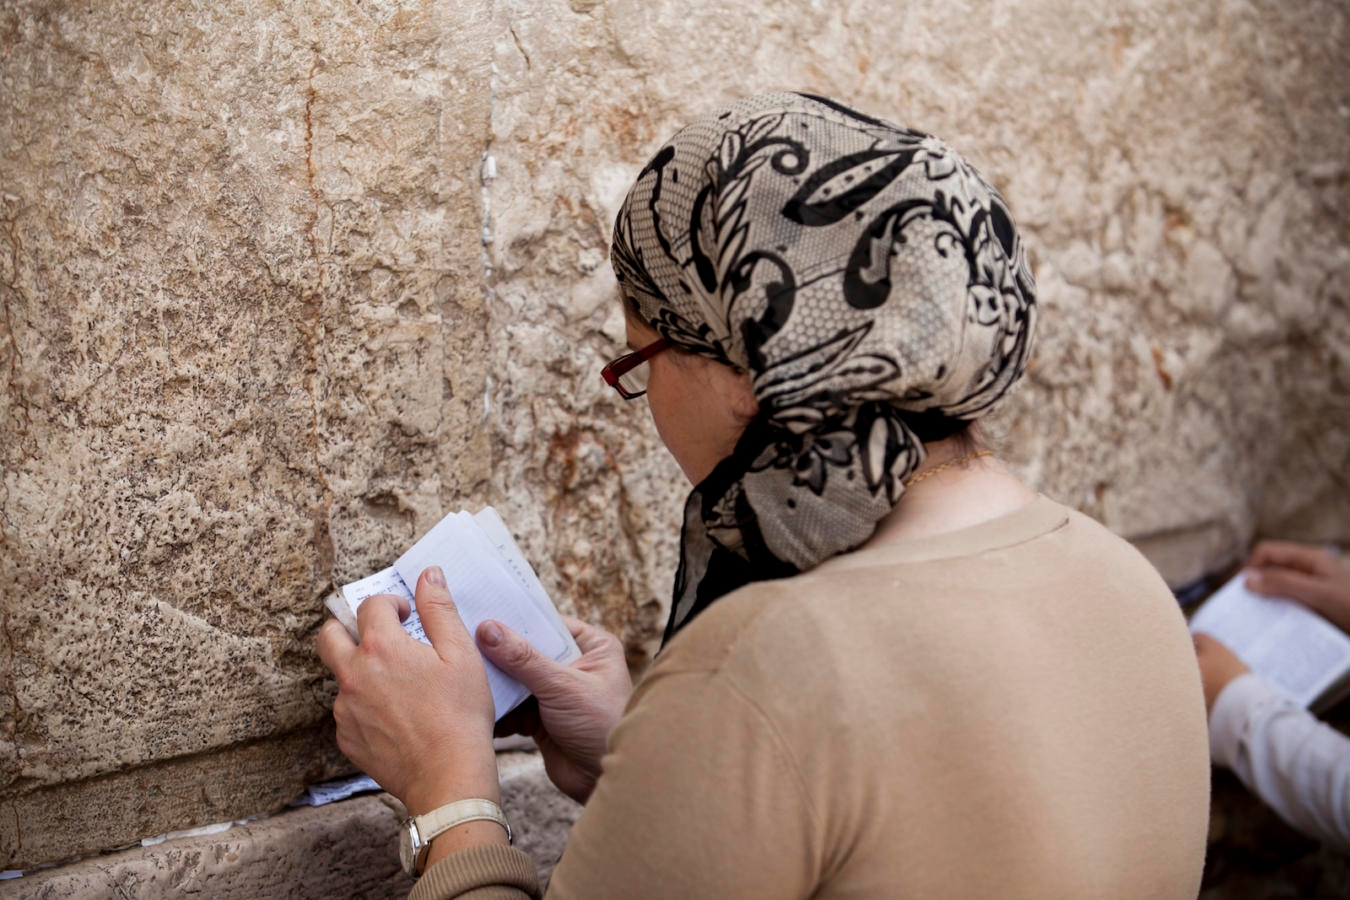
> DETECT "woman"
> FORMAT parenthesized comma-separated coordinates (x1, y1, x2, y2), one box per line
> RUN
(317, 93, 1210, 898)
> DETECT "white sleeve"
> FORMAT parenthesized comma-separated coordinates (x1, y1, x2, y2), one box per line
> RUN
(1209, 673, 1350, 852)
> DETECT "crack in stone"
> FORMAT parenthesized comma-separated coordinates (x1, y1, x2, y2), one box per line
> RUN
(300, 45, 336, 595)
(2, 215, 30, 434)
(1, 610, 23, 792)
(0, 13, 17, 67)
(508, 25, 530, 69)
(2, 197, 41, 588)
(478, 10, 501, 431)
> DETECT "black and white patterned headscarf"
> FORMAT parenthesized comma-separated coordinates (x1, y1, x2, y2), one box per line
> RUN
(611, 93, 1036, 643)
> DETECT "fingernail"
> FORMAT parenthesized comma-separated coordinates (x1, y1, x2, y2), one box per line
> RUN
(481, 621, 503, 647)
(426, 566, 446, 587)
(1246, 571, 1263, 588)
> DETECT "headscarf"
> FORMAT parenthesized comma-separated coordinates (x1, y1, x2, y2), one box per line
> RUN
(610, 92, 1036, 643)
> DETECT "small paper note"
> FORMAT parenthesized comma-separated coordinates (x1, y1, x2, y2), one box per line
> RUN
(291, 773, 383, 807)
(333, 507, 579, 721)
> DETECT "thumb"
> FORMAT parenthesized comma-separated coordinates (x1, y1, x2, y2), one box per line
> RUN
(477, 620, 568, 698)
(413, 566, 473, 657)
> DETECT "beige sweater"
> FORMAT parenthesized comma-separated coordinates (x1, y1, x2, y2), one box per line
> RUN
(413, 496, 1211, 899)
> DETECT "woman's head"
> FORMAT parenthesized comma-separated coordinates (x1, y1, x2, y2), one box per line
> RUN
(609, 92, 1036, 639)
(623, 313, 759, 485)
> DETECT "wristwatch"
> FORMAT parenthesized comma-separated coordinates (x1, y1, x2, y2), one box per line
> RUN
(399, 798, 512, 878)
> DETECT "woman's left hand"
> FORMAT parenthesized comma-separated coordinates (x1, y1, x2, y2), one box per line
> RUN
(316, 566, 500, 814)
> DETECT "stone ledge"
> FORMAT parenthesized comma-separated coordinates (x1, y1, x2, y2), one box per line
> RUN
(6, 753, 580, 900)
(1, 727, 348, 871)
(4, 796, 407, 900)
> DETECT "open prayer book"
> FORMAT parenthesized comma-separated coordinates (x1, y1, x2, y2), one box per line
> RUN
(1189, 569, 1350, 713)
(326, 507, 581, 720)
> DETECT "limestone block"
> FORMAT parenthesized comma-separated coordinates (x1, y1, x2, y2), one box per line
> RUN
(5, 794, 408, 900)
(1, 0, 494, 869)
(482, 0, 1350, 605)
(6, 752, 579, 899)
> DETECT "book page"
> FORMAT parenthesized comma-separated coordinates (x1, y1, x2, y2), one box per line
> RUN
(469, 508, 581, 665)
(395, 514, 567, 719)
(1190, 572, 1350, 707)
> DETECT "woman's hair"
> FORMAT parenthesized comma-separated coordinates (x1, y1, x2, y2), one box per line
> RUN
(611, 92, 1036, 642)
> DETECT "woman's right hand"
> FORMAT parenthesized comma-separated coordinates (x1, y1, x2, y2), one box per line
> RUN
(477, 615, 632, 804)
(1246, 541, 1350, 636)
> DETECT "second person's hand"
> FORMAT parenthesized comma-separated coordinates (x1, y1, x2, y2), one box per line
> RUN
(1246, 540, 1350, 635)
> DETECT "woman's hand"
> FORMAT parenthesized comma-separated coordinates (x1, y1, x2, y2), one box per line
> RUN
(477, 616, 632, 804)
(1193, 632, 1251, 714)
(1246, 541, 1350, 636)
(315, 567, 500, 815)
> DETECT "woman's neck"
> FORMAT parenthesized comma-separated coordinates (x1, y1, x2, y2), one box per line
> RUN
(864, 441, 1038, 548)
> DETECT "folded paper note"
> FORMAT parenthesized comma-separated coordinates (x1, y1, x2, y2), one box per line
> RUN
(327, 507, 580, 720)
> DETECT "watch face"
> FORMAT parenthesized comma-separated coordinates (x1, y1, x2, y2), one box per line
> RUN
(399, 818, 422, 878)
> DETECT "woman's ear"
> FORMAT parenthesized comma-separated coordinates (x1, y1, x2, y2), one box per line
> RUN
(732, 370, 760, 423)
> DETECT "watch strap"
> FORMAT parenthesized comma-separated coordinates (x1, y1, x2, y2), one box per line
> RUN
(415, 798, 512, 846)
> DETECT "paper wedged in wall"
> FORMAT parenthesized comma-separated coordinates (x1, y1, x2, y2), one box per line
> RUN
(291, 773, 383, 807)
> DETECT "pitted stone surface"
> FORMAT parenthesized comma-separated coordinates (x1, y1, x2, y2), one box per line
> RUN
(2, 0, 494, 869)
(481, 0, 1350, 608)
(5, 754, 578, 899)
(6, 796, 408, 900)
(1, 0, 1347, 878)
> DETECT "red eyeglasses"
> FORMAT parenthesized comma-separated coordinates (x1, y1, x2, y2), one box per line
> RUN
(601, 337, 670, 399)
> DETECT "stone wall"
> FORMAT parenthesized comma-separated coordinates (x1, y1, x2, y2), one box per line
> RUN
(1, 0, 496, 868)
(2, 0, 1348, 874)
(9, 755, 580, 899)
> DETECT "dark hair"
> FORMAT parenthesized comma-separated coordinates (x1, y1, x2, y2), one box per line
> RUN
(945, 422, 986, 459)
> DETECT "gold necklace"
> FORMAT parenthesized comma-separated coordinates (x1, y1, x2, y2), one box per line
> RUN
(902, 449, 993, 489)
